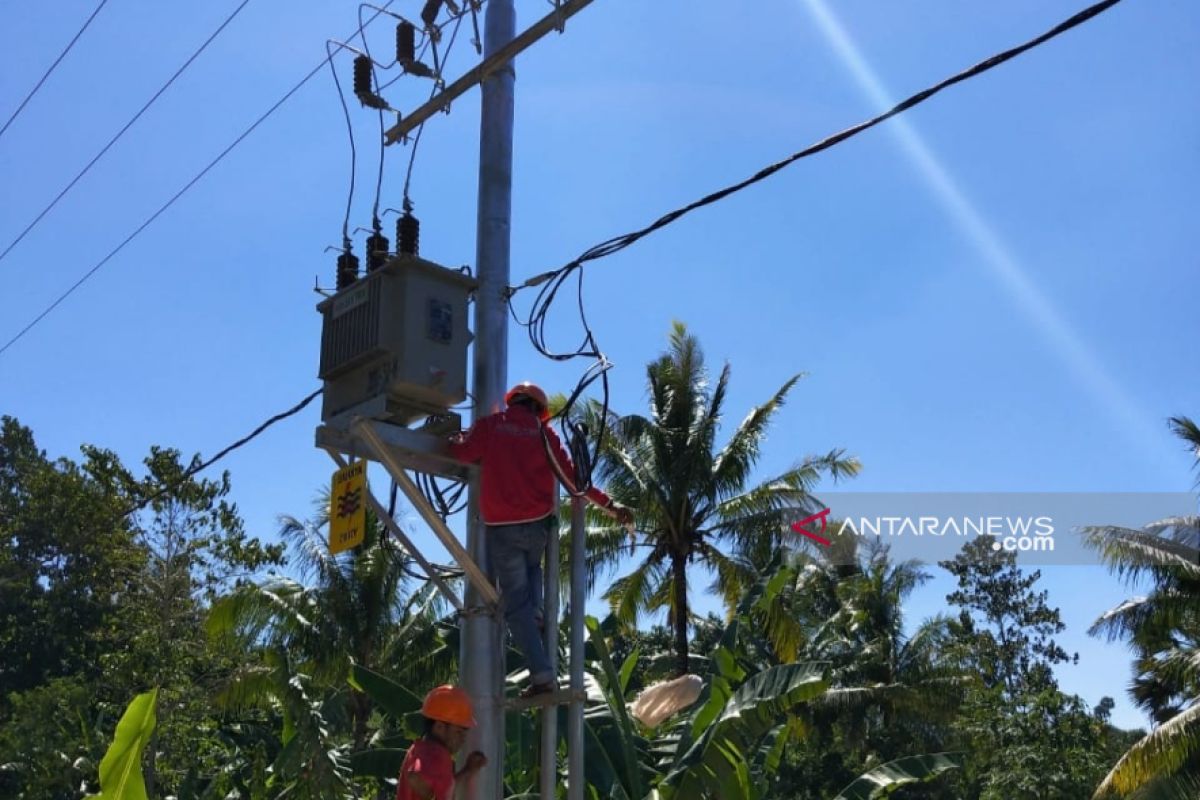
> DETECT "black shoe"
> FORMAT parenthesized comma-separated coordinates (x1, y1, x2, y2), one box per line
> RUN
(519, 680, 555, 699)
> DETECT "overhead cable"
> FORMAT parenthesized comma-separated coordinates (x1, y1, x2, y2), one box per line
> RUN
(0, 0, 111, 142)
(0, 0, 399, 359)
(0, 0, 254, 267)
(506, 0, 1123, 476)
(511, 0, 1123, 303)
(123, 388, 323, 519)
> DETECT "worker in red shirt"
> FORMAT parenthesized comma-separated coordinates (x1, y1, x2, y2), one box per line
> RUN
(396, 685, 486, 800)
(448, 382, 633, 696)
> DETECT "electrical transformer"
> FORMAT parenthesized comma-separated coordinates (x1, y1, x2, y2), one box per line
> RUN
(318, 254, 476, 426)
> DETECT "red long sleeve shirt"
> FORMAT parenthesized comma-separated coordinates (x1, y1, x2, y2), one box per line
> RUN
(395, 739, 454, 800)
(447, 404, 611, 525)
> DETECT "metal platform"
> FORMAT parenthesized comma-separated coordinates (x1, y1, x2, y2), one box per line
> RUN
(317, 417, 499, 609)
(316, 419, 469, 481)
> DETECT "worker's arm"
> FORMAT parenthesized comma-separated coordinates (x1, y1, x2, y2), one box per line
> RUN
(543, 426, 631, 521)
(455, 751, 487, 782)
(447, 417, 489, 463)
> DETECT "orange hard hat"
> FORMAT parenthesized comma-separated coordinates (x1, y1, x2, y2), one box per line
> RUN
(421, 685, 476, 728)
(505, 382, 550, 421)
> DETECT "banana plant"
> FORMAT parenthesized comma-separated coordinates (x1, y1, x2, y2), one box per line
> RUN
(832, 753, 963, 799)
(85, 689, 159, 800)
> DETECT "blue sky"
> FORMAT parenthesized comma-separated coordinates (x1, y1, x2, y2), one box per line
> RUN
(1, 1, 1197, 731)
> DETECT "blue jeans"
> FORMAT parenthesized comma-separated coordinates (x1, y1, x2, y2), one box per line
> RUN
(488, 518, 553, 685)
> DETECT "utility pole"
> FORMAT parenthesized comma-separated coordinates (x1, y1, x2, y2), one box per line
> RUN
(462, 0, 515, 797)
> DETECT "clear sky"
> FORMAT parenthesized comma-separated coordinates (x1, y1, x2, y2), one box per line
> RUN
(1, 0, 1197, 732)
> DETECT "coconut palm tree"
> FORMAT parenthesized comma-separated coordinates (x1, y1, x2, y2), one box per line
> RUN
(576, 322, 860, 675)
(1087, 416, 1200, 798)
(208, 493, 451, 752)
(733, 538, 963, 777)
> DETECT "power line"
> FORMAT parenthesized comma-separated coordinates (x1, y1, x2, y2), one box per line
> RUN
(123, 388, 322, 519)
(0, 1, 399, 360)
(506, 0, 1122, 485)
(0, 0, 111, 142)
(0, 0, 253, 267)
(326, 40, 359, 245)
(510, 0, 1123, 313)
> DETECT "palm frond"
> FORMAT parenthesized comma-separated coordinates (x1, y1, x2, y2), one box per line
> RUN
(1084, 525, 1200, 583)
(1168, 416, 1200, 483)
(605, 558, 669, 628)
(710, 374, 804, 499)
(1095, 701, 1200, 797)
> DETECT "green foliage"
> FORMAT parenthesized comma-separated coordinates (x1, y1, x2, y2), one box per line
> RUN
(660, 662, 828, 800)
(0, 416, 146, 704)
(939, 535, 1113, 798)
(1085, 414, 1200, 798)
(574, 322, 859, 675)
(4, 403, 1173, 799)
(0, 676, 109, 799)
(0, 417, 283, 799)
(832, 753, 962, 799)
(86, 689, 158, 800)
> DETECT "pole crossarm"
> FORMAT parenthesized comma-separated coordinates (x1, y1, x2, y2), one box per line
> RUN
(322, 447, 466, 612)
(352, 419, 502, 609)
(384, 0, 595, 144)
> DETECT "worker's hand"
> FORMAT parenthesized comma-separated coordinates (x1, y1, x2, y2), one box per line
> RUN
(611, 504, 634, 526)
(464, 751, 487, 773)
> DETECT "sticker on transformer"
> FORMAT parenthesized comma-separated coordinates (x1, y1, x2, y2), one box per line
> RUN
(427, 297, 453, 342)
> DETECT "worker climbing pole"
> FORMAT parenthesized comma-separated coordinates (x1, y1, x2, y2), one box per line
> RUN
(315, 2, 604, 798)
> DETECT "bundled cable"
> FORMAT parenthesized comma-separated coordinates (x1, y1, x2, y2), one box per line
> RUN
(413, 470, 468, 518)
(505, 0, 1124, 492)
(508, 257, 612, 492)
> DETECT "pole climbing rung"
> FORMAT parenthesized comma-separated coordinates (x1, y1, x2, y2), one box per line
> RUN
(505, 688, 585, 712)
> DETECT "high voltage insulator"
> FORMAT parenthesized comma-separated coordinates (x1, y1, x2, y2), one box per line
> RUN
(353, 56, 390, 109)
(421, 0, 444, 28)
(404, 59, 434, 79)
(367, 230, 390, 272)
(336, 247, 360, 289)
(398, 211, 419, 256)
(353, 55, 373, 97)
(396, 21, 416, 65)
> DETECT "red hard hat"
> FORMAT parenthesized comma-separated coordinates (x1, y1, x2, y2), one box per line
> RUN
(421, 685, 476, 728)
(505, 382, 550, 421)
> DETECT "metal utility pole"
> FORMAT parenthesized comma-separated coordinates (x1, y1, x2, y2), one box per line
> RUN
(567, 497, 587, 800)
(462, 0, 515, 797)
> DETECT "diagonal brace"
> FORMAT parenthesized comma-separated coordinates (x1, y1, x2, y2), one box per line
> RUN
(353, 418, 501, 608)
(324, 448, 465, 612)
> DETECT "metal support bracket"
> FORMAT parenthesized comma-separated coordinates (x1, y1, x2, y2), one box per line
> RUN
(317, 420, 468, 481)
(324, 447, 465, 612)
(352, 418, 502, 608)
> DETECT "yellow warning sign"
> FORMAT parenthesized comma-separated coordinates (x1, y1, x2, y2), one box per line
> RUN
(330, 461, 366, 555)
